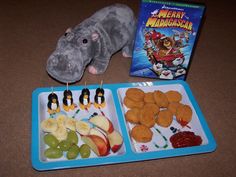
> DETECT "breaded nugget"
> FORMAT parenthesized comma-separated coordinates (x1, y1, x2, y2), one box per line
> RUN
(156, 110, 173, 127)
(123, 96, 144, 109)
(144, 92, 155, 103)
(131, 124, 153, 143)
(140, 108, 156, 128)
(153, 90, 169, 108)
(168, 102, 183, 115)
(165, 90, 182, 102)
(126, 88, 145, 102)
(143, 103, 160, 115)
(125, 108, 140, 124)
(176, 105, 192, 126)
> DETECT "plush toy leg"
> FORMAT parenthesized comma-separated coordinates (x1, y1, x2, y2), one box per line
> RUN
(122, 51, 131, 58)
(88, 58, 110, 74)
(88, 66, 97, 74)
(122, 43, 133, 58)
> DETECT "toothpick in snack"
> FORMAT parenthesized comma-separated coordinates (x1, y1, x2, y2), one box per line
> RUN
(100, 80, 103, 88)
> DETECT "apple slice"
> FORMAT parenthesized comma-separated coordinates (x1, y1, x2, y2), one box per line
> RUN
(81, 135, 110, 156)
(76, 120, 91, 136)
(89, 128, 110, 147)
(89, 115, 114, 133)
(107, 130, 123, 153)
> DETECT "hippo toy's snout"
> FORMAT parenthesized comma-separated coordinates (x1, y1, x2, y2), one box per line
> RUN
(46, 54, 84, 83)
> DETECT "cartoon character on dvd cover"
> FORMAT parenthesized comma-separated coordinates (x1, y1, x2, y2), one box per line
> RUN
(130, 0, 205, 80)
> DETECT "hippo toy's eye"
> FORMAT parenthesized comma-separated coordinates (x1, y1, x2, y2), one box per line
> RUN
(82, 39, 88, 44)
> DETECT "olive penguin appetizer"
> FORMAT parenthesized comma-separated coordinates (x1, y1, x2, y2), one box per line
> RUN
(79, 88, 91, 110)
(63, 89, 75, 111)
(47, 92, 60, 114)
(94, 87, 106, 108)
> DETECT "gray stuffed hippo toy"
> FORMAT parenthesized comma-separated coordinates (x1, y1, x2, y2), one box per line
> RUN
(46, 4, 136, 83)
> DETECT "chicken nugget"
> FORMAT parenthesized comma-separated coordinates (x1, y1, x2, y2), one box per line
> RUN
(144, 92, 155, 103)
(143, 103, 160, 115)
(176, 104, 192, 126)
(156, 110, 173, 127)
(131, 124, 153, 143)
(153, 90, 169, 108)
(126, 88, 145, 102)
(125, 108, 140, 124)
(165, 90, 182, 102)
(168, 102, 183, 115)
(123, 96, 144, 109)
(140, 108, 155, 128)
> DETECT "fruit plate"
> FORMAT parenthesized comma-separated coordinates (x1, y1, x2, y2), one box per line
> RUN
(31, 80, 216, 171)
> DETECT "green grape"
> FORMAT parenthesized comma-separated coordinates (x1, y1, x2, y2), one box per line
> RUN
(44, 147, 63, 159)
(67, 130, 78, 145)
(44, 134, 59, 148)
(79, 144, 91, 158)
(58, 140, 72, 151)
(66, 144, 80, 160)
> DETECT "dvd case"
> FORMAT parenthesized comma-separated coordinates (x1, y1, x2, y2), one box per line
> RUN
(130, 0, 205, 80)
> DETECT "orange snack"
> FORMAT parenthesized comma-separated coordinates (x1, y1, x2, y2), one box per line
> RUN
(143, 103, 160, 115)
(123, 96, 144, 109)
(140, 108, 156, 128)
(165, 90, 182, 102)
(176, 105, 192, 126)
(168, 102, 183, 115)
(144, 92, 155, 103)
(153, 90, 169, 108)
(131, 124, 153, 143)
(125, 108, 140, 124)
(156, 110, 173, 127)
(126, 88, 145, 102)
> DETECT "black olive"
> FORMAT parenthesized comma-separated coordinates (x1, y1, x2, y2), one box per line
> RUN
(170, 127, 175, 131)
(83, 39, 88, 44)
(93, 112, 98, 116)
(90, 112, 98, 118)
(173, 129, 177, 133)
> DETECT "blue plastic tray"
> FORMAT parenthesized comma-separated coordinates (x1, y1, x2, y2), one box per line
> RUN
(31, 80, 216, 171)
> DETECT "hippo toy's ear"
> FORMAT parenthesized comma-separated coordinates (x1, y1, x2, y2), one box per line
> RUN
(91, 32, 99, 41)
(65, 28, 72, 33)
(64, 27, 74, 40)
(65, 28, 72, 36)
